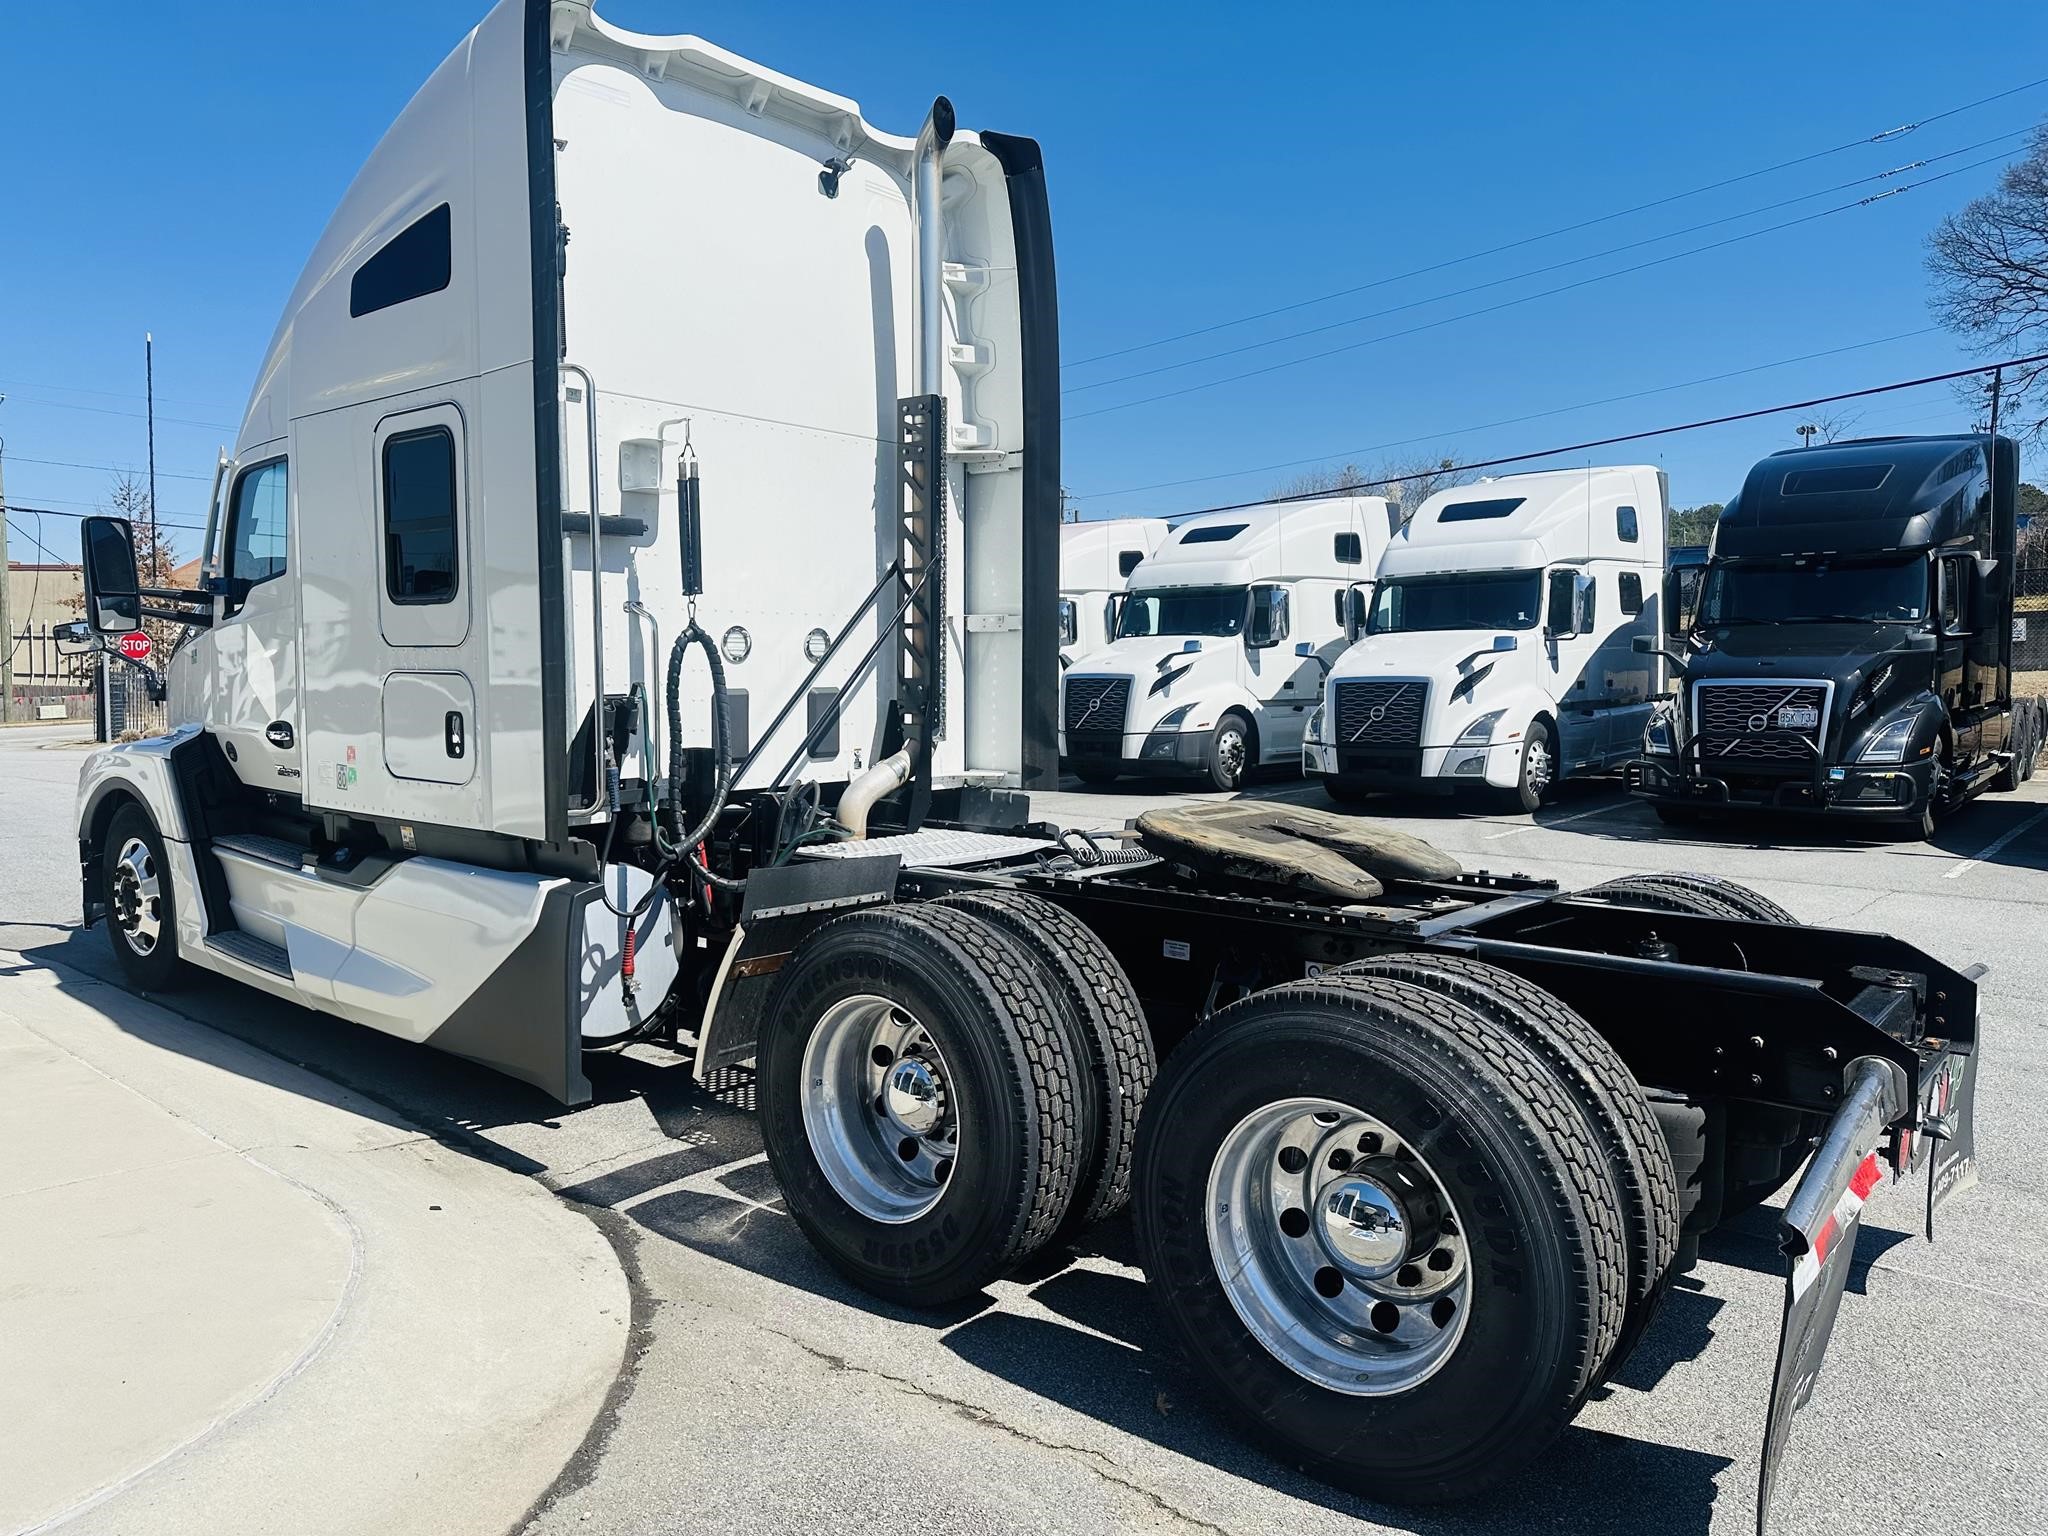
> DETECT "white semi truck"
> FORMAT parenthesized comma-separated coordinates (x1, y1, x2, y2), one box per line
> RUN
(1059, 496, 1394, 789)
(68, 4, 1982, 1522)
(1305, 466, 1667, 810)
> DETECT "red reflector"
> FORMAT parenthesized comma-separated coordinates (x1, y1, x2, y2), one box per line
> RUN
(1849, 1153, 1883, 1202)
(1812, 1213, 1839, 1263)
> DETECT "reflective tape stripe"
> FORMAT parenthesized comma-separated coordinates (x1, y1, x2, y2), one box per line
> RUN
(1790, 1151, 1886, 1298)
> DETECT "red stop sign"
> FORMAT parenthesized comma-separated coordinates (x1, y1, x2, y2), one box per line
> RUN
(117, 631, 153, 662)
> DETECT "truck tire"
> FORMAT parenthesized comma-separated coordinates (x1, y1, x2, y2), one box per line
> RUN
(1071, 761, 1120, 786)
(1133, 976, 1627, 1504)
(1993, 706, 2028, 792)
(1323, 775, 1374, 806)
(1506, 718, 1555, 814)
(101, 803, 188, 992)
(757, 904, 1084, 1305)
(1336, 954, 1679, 1383)
(1207, 711, 1254, 792)
(1582, 871, 1797, 925)
(2020, 700, 2039, 783)
(935, 891, 1156, 1234)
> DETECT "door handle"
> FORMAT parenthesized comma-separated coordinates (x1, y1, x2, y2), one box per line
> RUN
(445, 711, 466, 759)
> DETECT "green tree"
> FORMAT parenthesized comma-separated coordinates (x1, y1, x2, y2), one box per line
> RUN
(1667, 502, 1721, 548)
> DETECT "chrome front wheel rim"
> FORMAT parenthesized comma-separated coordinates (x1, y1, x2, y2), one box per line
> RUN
(111, 835, 163, 957)
(1206, 1097, 1471, 1395)
(1525, 736, 1554, 794)
(1217, 727, 1247, 783)
(801, 994, 960, 1223)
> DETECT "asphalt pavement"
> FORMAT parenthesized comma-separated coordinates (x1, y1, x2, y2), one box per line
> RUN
(5, 722, 2046, 1536)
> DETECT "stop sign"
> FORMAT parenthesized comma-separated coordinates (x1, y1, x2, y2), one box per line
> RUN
(117, 631, 153, 662)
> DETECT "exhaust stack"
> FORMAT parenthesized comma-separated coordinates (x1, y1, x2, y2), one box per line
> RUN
(912, 96, 955, 401)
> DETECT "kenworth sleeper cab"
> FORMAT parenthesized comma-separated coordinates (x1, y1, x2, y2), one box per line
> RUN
(1306, 467, 1666, 809)
(69, 4, 1982, 1524)
(1633, 435, 2043, 837)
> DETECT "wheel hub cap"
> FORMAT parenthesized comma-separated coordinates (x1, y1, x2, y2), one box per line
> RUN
(1317, 1177, 1407, 1277)
(882, 1056, 945, 1137)
(1206, 1097, 1470, 1396)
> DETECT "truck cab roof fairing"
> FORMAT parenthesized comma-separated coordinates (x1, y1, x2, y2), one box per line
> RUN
(1717, 434, 2014, 560)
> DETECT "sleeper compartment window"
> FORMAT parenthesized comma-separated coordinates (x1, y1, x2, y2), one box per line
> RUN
(384, 427, 459, 604)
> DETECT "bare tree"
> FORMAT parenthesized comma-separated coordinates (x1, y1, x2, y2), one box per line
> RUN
(1271, 454, 1476, 524)
(1926, 121, 2048, 440)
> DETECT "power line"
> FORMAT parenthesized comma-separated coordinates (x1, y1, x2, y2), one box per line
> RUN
(1149, 351, 2048, 521)
(1068, 150, 2019, 423)
(1065, 74, 2048, 370)
(7, 454, 214, 483)
(1079, 328, 1940, 502)
(5, 502, 211, 533)
(0, 394, 236, 433)
(1065, 129, 2031, 399)
(0, 377, 238, 414)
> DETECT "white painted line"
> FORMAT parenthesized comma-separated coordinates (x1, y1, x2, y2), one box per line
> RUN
(1484, 799, 1635, 839)
(1942, 805, 2048, 880)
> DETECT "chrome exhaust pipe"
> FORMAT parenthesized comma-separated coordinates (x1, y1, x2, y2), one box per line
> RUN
(912, 96, 955, 401)
(840, 742, 918, 840)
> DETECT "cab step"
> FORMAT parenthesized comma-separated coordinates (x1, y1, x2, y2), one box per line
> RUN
(204, 929, 292, 978)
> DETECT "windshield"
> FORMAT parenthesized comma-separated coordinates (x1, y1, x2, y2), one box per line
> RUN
(1115, 585, 1247, 639)
(1367, 571, 1542, 634)
(1696, 557, 1928, 627)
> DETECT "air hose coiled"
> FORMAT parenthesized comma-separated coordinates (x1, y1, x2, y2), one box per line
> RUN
(665, 618, 746, 890)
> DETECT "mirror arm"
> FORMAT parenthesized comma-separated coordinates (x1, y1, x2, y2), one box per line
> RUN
(137, 605, 214, 630)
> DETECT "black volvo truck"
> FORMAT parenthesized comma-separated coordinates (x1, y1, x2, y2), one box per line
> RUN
(1633, 433, 2042, 836)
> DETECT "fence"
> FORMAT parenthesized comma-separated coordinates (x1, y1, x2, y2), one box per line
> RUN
(2019, 531, 2048, 676)
(6, 623, 96, 722)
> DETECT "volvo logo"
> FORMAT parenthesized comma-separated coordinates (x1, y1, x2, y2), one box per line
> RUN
(1349, 683, 1410, 743)
(1747, 713, 1768, 733)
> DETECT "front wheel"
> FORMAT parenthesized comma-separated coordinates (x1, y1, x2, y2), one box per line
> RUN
(101, 804, 187, 991)
(1505, 719, 1555, 814)
(1904, 748, 1951, 842)
(1206, 711, 1253, 792)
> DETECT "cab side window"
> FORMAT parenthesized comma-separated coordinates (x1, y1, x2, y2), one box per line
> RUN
(226, 460, 289, 587)
(1619, 572, 1642, 615)
(1938, 558, 1966, 631)
(383, 427, 459, 603)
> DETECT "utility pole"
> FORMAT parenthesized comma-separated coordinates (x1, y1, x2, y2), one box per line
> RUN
(145, 331, 160, 583)
(0, 422, 13, 723)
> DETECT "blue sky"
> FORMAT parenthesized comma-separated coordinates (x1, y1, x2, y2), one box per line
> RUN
(5, 1, 2046, 567)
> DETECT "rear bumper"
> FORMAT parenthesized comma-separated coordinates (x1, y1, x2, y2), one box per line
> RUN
(1630, 754, 1934, 816)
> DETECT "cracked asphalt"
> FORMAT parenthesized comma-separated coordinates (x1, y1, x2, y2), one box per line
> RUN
(6, 721, 2047, 1536)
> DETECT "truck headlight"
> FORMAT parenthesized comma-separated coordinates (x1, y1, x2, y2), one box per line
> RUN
(1141, 705, 1195, 762)
(1306, 705, 1325, 743)
(1455, 710, 1506, 746)
(1643, 704, 1678, 756)
(1857, 714, 1916, 764)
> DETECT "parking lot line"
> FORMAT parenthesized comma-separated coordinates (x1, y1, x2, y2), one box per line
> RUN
(1484, 799, 1635, 839)
(1942, 805, 2048, 880)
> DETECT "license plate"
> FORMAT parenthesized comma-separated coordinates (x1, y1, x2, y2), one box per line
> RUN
(1777, 706, 1820, 731)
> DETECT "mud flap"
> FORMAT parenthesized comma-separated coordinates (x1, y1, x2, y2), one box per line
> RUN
(1756, 1055, 1906, 1536)
(693, 854, 901, 1081)
(1921, 1043, 1981, 1242)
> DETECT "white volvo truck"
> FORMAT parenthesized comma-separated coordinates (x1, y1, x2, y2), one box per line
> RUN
(1305, 466, 1666, 810)
(1059, 497, 1394, 789)
(68, 4, 1982, 1522)
(1058, 516, 1169, 666)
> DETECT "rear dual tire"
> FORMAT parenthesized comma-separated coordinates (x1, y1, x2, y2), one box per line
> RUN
(1133, 972, 1637, 1503)
(760, 898, 1153, 1305)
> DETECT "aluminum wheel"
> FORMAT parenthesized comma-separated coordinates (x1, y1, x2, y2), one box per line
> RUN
(1216, 725, 1247, 784)
(1206, 1096, 1471, 1395)
(1524, 735, 1554, 795)
(801, 994, 961, 1223)
(110, 835, 163, 957)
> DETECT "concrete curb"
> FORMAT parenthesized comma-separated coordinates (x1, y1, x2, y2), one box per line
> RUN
(0, 956, 629, 1536)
